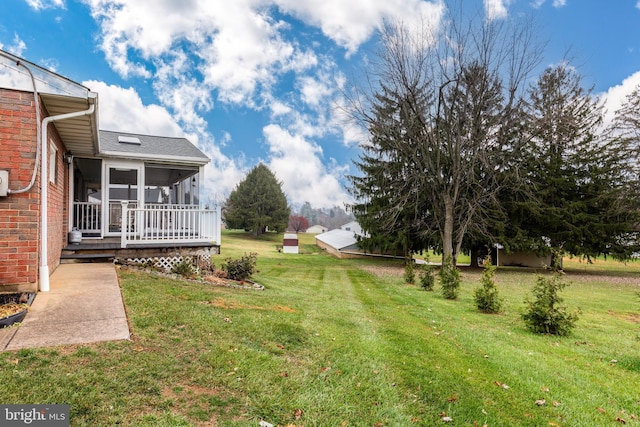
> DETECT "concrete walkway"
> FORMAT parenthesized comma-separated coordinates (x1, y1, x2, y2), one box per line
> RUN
(0, 263, 130, 351)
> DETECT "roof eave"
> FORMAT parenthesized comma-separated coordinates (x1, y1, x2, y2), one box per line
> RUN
(98, 150, 210, 166)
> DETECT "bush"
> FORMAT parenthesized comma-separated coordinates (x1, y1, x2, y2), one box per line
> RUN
(404, 258, 415, 284)
(419, 265, 435, 291)
(222, 252, 258, 281)
(474, 260, 503, 313)
(439, 257, 460, 299)
(172, 258, 197, 278)
(522, 274, 580, 336)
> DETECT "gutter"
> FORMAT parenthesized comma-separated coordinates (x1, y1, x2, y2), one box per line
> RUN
(39, 103, 96, 292)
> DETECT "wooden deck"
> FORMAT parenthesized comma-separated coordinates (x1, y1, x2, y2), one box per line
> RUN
(61, 238, 219, 263)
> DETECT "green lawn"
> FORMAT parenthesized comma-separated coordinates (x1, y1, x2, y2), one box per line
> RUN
(1, 230, 639, 426)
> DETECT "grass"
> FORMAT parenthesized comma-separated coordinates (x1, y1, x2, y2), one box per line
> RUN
(0, 230, 639, 426)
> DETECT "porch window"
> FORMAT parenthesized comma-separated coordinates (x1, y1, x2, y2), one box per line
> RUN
(144, 164, 200, 206)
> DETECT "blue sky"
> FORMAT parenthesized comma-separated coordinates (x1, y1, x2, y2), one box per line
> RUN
(1, 0, 640, 209)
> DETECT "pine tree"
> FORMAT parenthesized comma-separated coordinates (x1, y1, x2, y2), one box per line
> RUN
(224, 164, 290, 235)
(506, 64, 635, 261)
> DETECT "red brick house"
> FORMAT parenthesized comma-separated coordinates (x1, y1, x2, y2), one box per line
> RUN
(0, 50, 220, 293)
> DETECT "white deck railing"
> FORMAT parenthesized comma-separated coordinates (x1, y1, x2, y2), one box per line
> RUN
(72, 202, 101, 234)
(120, 201, 221, 248)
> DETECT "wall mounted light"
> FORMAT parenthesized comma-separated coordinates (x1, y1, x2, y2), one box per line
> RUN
(63, 151, 73, 165)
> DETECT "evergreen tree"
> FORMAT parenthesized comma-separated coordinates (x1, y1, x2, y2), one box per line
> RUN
(604, 85, 640, 257)
(348, 12, 541, 266)
(349, 84, 436, 259)
(506, 64, 634, 261)
(224, 164, 290, 235)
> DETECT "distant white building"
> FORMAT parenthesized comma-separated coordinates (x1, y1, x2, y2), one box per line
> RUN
(306, 224, 329, 234)
(315, 221, 369, 258)
(315, 229, 360, 257)
(339, 221, 363, 236)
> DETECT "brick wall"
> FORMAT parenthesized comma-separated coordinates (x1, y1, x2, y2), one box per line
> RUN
(0, 89, 39, 291)
(0, 88, 69, 292)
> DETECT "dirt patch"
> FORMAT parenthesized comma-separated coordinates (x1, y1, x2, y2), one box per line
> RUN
(359, 265, 404, 277)
(162, 383, 242, 427)
(203, 297, 296, 313)
(607, 310, 640, 324)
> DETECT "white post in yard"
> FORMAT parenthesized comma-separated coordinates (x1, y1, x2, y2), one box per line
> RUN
(121, 201, 128, 248)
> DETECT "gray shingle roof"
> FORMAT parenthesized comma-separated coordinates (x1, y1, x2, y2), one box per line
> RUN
(99, 130, 209, 165)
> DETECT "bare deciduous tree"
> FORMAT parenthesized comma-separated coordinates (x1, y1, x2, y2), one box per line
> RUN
(349, 7, 543, 265)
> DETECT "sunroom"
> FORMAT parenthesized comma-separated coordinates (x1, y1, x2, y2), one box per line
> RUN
(70, 130, 220, 249)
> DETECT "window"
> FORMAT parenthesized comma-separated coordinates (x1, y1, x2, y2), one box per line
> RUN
(49, 142, 58, 184)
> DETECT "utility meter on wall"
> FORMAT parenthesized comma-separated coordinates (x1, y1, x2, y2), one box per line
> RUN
(0, 170, 8, 197)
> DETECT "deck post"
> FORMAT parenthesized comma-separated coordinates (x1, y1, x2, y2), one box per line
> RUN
(120, 201, 128, 248)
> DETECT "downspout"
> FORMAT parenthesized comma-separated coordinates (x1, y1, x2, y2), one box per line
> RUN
(39, 104, 95, 292)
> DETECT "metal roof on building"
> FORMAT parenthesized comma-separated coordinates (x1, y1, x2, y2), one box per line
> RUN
(315, 229, 359, 251)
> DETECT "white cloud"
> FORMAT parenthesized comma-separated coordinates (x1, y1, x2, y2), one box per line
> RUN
(83, 80, 184, 136)
(485, 0, 510, 21)
(531, 0, 566, 8)
(599, 71, 640, 130)
(274, 0, 444, 56)
(79, 0, 442, 208)
(264, 124, 351, 207)
(3, 34, 27, 56)
(24, 0, 65, 10)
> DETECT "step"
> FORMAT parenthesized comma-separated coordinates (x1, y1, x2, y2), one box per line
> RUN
(60, 253, 116, 263)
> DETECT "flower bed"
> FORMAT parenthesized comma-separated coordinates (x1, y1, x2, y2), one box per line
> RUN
(0, 292, 35, 328)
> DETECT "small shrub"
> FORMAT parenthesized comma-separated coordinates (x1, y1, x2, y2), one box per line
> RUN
(223, 252, 258, 281)
(439, 256, 460, 300)
(522, 274, 580, 336)
(474, 260, 503, 313)
(419, 265, 435, 291)
(172, 258, 197, 278)
(404, 258, 415, 284)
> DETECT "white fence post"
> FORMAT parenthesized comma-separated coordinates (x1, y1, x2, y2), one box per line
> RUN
(120, 201, 129, 248)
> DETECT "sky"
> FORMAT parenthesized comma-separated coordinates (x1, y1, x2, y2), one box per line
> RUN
(1, 0, 640, 210)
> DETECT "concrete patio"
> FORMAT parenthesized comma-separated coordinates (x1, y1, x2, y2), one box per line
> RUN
(0, 263, 130, 351)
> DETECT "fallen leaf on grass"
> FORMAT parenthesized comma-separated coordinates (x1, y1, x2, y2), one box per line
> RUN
(494, 381, 510, 389)
(549, 421, 560, 427)
(441, 416, 453, 422)
(279, 372, 288, 377)
(293, 408, 303, 419)
(615, 417, 626, 424)
(553, 401, 561, 407)
(597, 407, 606, 414)
(541, 386, 550, 392)
(447, 393, 458, 402)
(535, 399, 546, 406)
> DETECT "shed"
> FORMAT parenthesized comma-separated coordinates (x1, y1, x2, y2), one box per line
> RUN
(283, 233, 299, 254)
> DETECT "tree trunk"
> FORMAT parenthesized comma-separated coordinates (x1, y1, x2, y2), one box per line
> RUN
(442, 197, 455, 265)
